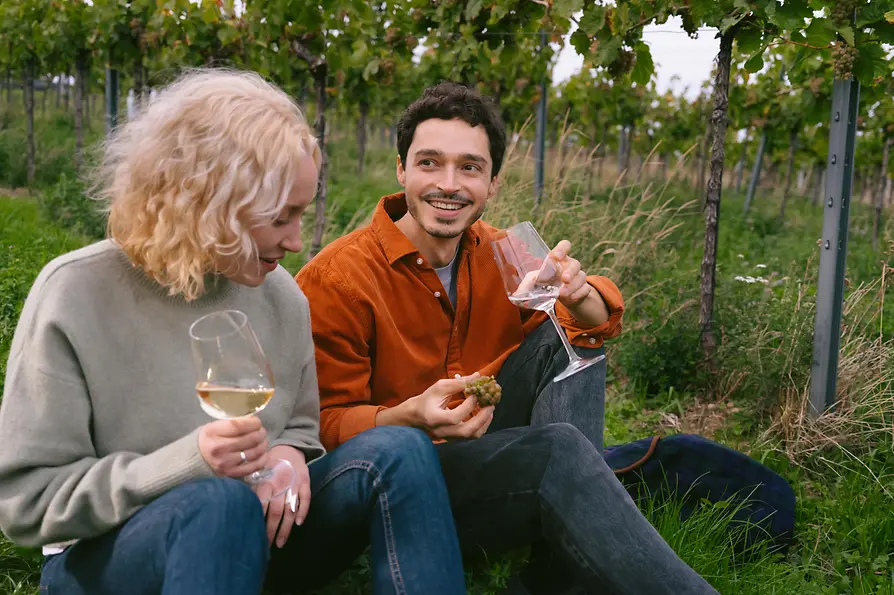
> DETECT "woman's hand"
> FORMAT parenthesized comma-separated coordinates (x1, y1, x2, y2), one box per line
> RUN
(258, 444, 312, 548)
(198, 417, 268, 478)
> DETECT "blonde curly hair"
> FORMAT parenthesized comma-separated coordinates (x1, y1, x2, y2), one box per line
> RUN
(95, 68, 321, 301)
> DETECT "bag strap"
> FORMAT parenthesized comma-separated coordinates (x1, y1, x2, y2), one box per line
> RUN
(611, 435, 661, 475)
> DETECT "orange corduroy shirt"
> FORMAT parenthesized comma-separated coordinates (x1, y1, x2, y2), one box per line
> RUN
(296, 193, 625, 451)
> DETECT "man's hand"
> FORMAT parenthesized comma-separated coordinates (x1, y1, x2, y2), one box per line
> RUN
(256, 445, 311, 548)
(549, 240, 609, 327)
(198, 417, 269, 478)
(376, 374, 495, 440)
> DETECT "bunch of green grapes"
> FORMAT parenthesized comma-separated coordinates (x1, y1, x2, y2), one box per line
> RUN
(608, 48, 636, 77)
(830, 0, 859, 25)
(832, 42, 858, 80)
(464, 376, 502, 407)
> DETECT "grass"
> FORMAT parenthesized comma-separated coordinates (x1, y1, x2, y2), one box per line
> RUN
(0, 197, 90, 595)
(1, 102, 893, 593)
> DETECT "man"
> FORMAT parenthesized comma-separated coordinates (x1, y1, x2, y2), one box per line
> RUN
(297, 82, 718, 595)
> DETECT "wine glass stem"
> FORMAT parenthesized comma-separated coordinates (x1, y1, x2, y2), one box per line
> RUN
(546, 305, 581, 364)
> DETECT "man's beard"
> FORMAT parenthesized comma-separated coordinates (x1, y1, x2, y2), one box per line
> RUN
(408, 191, 484, 238)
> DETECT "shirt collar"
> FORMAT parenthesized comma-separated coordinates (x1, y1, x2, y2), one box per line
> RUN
(372, 193, 482, 266)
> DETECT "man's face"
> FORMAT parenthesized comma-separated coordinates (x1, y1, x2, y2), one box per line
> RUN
(397, 118, 498, 239)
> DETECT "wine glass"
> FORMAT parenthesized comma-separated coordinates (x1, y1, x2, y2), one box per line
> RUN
(491, 221, 606, 383)
(189, 309, 295, 503)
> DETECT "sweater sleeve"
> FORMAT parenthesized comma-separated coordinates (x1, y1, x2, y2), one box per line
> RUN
(268, 296, 326, 462)
(0, 295, 214, 548)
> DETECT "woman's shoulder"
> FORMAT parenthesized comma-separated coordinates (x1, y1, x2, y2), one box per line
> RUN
(29, 240, 123, 299)
(261, 265, 309, 307)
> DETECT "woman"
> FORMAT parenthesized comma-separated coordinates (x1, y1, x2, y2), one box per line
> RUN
(0, 69, 466, 595)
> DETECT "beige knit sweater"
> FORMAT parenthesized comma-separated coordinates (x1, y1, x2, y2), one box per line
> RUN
(0, 240, 324, 549)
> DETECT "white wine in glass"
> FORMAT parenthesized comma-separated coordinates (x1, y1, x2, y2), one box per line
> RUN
(189, 309, 295, 502)
(196, 384, 275, 419)
(491, 221, 606, 382)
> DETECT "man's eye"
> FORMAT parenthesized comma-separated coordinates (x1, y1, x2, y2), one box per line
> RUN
(419, 159, 435, 167)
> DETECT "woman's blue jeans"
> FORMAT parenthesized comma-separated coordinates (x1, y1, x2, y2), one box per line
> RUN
(40, 426, 465, 595)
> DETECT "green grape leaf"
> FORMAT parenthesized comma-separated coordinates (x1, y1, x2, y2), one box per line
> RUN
(854, 43, 888, 85)
(595, 35, 621, 66)
(578, 6, 606, 36)
(216, 23, 240, 46)
(744, 51, 764, 73)
(804, 18, 836, 46)
(630, 42, 654, 85)
(736, 25, 763, 55)
(553, 0, 583, 20)
(874, 22, 894, 44)
(570, 29, 592, 56)
(464, 0, 483, 22)
(771, 0, 812, 30)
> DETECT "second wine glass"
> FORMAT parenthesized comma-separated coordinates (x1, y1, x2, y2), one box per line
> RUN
(491, 221, 606, 382)
(189, 309, 295, 503)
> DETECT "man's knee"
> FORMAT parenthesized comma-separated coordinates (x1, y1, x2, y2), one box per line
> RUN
(538, 423, 601, 458)
(342, 426, 441, 477)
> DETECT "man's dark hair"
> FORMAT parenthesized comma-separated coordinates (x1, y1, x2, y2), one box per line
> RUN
(396, 82, 507, 178)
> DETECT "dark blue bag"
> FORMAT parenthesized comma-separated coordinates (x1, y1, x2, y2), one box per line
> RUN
(602, 434, 796, 558)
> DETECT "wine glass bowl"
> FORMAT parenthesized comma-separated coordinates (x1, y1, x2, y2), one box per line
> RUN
(491, 222, 605, 383)
(189, 310, 295, 502)
(189, 309, 276, 418)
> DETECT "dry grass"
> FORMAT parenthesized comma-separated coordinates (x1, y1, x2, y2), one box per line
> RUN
(484, 126, 702, 297)
(758, 260, 894, 485)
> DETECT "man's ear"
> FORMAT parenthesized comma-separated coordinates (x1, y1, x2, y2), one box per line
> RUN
(487, 174, 500, 199)
(396, 155, 406, 187)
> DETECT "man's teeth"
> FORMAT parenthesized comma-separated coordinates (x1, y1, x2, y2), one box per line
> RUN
(430, 201, 463, 211)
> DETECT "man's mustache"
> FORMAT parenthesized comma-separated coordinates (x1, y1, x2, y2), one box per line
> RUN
(421, 191, 472, 205)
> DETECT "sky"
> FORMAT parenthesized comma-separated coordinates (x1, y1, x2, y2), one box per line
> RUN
(552, 17, 721, 99)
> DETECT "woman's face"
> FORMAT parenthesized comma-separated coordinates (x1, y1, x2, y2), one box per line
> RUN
(225, 154, 318, 287)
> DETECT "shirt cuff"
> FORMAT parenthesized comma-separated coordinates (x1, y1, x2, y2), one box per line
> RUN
(556, 275, 624, 347)
(337, 404, 388, 446)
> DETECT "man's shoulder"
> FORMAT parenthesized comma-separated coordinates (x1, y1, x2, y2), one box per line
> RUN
(296, 225, 383, 293)
(305, 226, 382, 270)
(472, 219, 500, 240)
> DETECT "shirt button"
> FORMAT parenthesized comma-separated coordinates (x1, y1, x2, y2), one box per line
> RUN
(416, 258, 423, 265)
(589, 337, 597, 344)
(434, 291, 442, 298)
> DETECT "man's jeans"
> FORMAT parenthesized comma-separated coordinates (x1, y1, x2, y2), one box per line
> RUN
(436, 322, 719, 595)
(41, 426, 465, 595)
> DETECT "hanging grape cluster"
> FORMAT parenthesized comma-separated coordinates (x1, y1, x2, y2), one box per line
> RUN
(832, 42, 858, 80)
(830, 0, 858, 26)
(608, 48, 636, 77)
(465, 376, 502, 407)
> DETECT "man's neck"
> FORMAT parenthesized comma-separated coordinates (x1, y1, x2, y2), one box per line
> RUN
(395, 213, 462, 268)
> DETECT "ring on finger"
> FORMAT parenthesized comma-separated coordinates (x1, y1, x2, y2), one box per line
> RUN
(286, 488, 298, 513)
(240, 451, 247, 463)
